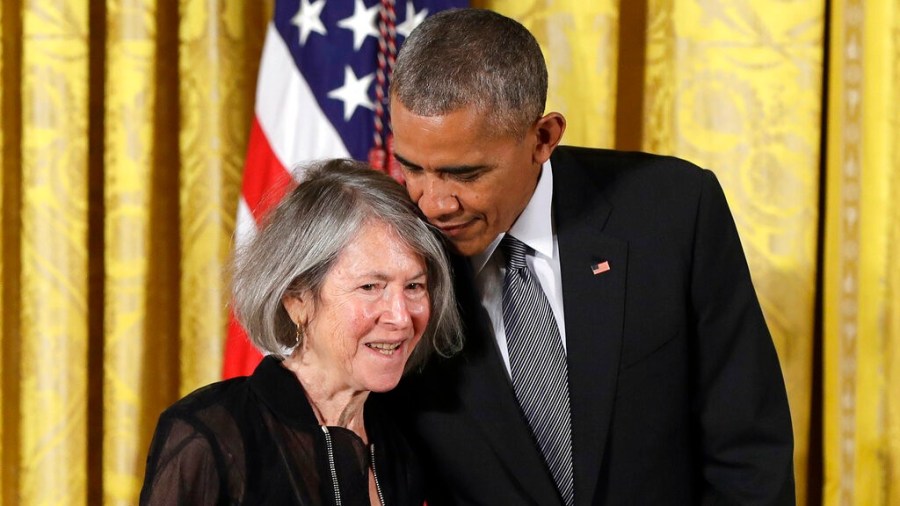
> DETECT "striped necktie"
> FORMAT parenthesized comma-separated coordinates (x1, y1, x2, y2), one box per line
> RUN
(501, 235, 574, 505)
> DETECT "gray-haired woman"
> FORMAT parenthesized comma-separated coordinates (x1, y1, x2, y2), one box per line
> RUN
(140, 159, 463, 505)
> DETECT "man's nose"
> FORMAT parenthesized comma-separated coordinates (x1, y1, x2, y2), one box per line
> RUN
(418, 178, 459, 218)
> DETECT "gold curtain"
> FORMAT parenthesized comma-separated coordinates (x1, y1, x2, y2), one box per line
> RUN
(1, 1, 898, 505)
(17, 2, 91, 505)
(0, 0, 7, 498)
(824, 0, 900, 504)
(0, 1, 268, 504)
(475, 0, 621, 148)
(642, 2, 824, 504)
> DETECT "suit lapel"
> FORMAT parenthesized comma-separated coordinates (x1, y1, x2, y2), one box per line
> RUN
(444, 149, 629, 504)
(452, 255, 564, 504)
(553, 149, 627, 505)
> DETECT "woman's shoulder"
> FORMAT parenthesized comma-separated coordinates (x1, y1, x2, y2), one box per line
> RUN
(151, 376, 257, 446)
(163, 376, 249, 416)
(142, 378, 253, 505)
(147, 378, 254, 476)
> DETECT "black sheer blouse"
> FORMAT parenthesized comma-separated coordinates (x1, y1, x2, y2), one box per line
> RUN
(140, 356, 424, 505)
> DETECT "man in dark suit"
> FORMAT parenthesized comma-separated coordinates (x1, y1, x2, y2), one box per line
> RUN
(388, 8, 794, 505)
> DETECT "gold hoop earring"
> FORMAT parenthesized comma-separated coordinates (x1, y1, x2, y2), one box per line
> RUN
(294, 321, 302, 347)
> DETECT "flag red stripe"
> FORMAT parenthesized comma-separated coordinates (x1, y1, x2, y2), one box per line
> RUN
(222, 118, 293, 378)
(241, 117, 295, 223)
(222, 308, 263, 378)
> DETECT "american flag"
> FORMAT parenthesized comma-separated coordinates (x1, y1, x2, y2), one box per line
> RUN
(223, 0, 466, 378)
(591, 261, 610, 275)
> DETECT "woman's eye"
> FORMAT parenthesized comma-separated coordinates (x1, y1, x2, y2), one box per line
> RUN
(406, 282, 426, 291)
(360, 284, 377, 291)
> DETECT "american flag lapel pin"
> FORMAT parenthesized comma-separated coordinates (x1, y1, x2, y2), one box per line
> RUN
(591, 260, 611, 275)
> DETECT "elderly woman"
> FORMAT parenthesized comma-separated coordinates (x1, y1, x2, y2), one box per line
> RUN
(140, 159, 462, 505)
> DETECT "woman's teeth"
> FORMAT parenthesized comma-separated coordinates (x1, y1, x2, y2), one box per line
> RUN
(366, 342, 401, 355)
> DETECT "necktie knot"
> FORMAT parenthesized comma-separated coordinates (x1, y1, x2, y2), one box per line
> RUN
(501, 235, 529, 271)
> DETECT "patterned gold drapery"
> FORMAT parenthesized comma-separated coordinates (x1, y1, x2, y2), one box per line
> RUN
(0, 0, 6, 495)
(477, 0, 621, 148)
(1, 2, 268, 504)
(642, 2, 824, 503)
(824, 0, 900, 505)
(19, 2, 91, 504)
(103, 2, 166, 500)
(1, 1, 897, 504)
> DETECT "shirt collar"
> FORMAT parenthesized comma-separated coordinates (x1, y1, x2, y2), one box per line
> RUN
(471, 158, 554, 273)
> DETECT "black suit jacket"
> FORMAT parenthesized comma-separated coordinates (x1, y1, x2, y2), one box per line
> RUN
(394, 147, 794, 505)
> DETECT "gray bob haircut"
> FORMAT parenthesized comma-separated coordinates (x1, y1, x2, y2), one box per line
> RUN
(390, 8, 548, 139)
(231, 159, 463, 372)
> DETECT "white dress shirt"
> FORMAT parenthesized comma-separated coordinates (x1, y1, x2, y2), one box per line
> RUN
(470, 160, 566, 375)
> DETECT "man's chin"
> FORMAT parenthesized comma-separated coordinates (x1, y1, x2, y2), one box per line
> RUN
(447, 237, 490, 258)
(431, 220, 492, 257)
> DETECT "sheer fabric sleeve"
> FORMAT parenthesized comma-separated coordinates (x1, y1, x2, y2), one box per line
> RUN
(140, 415, 227, 505)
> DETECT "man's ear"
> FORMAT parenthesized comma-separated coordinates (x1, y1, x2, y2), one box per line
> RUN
(532, 112, 566, 164)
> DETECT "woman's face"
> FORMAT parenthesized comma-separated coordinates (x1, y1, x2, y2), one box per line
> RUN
(286, 220, 431, 394)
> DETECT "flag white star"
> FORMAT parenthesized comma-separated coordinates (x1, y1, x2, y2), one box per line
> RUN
(292, 0, 327, 45)
(396, 1, 429, 38)
(337, 0, 379, 51)
(328, 66, 375, 121)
